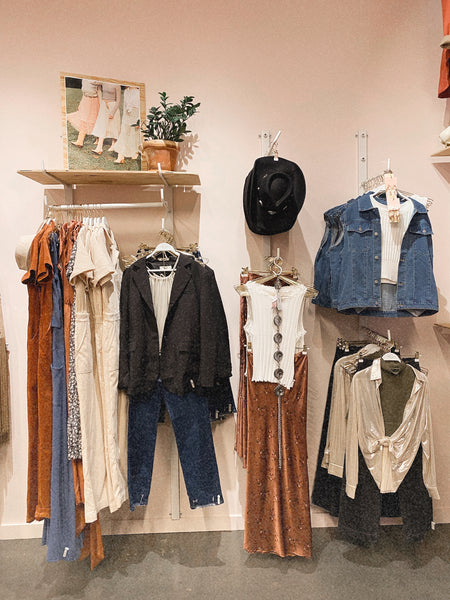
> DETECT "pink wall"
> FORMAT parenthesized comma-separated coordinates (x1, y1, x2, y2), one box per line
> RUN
(1, 0, 449, 538)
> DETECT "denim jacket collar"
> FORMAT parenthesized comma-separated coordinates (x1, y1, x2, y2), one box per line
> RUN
(358, 193, 428, 215)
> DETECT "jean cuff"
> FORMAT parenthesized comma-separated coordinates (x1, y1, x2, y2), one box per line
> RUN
(189, 493, 224, 510)
(129, 494, 149, 511)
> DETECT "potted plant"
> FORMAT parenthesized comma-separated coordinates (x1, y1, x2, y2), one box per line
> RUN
(141, 92, 200, 171)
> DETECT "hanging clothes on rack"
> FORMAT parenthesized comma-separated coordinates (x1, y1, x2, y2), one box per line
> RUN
(69, 222, 128, 523)
(340, 357, 439, 545)
(63, 222, 105, 569)
(19, 218, 105, 568)
(235, 257, 315, 558)
(41, 230, 83, 562)
(312, 190, 438, 317)
(311, 340, 385, 516)
(119, 248, 233, 511)
(235, 264, 314, 465)
(310, 335, 439, 543)
(121, 240, 233, 423)
(22, 220, 56, 523)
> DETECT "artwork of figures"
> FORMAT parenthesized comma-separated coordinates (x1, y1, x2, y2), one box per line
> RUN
(61, 73, 145, 171)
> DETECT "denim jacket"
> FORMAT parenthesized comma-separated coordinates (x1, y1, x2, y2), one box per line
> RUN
(313, 193, 438, 317)
(313, 204, 345, 308)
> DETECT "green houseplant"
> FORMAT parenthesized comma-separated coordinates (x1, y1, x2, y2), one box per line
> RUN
(141, 92, 200, 171)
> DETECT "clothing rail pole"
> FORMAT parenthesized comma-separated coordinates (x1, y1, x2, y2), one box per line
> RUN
(260, 130, 272, 269)
(46, 202, 165, 210)
(356, 131, 369, 334)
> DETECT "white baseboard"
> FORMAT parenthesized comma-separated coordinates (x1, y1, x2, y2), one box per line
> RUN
(1, 507, 448, 541)
(100, 514, 245, 536)
(0, 522, 43, 540)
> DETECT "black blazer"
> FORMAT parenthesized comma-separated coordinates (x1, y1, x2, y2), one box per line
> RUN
(119, 254, 232, 398)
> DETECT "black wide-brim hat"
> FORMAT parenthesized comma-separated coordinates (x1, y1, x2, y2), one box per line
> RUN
(243, 156, 306, 236)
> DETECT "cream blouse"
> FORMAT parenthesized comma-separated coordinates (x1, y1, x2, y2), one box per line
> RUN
(345, 359, 439, 500)
(148, 270, 175, 350)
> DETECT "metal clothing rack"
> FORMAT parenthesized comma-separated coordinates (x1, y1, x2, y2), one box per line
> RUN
(19, 163, 201, 237)
(18, 163, 202, 521)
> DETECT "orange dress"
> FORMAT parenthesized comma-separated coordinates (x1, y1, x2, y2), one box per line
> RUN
(22, 222, 55, 522)
(243, 353, 312, 558)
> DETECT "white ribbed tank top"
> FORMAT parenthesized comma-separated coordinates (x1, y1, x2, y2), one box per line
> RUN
(244, 280, 307, 389)
(371, 196, 414, 284)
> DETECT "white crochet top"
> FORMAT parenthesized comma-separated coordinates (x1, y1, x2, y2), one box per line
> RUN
(244, 280, 307, 389)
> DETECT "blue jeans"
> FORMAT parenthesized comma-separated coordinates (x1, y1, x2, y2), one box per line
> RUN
(42, 232, 82, 561)
(128, 381, 224, 510)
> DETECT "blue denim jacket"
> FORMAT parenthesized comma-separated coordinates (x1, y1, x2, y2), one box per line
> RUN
(313, 193, 438, 317)
(313, 199, 358, 309)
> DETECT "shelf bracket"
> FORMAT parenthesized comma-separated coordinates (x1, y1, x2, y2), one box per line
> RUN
(41, 163, 75, 206)
(157, 163, 174, 234)
(64, 184, 74, 205)
(259, 131, 272, 267)
(356, 130, 368, 194)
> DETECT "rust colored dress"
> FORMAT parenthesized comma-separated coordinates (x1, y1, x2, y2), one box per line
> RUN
(22, 222, 56, 522)
(243, 353, 312, 558)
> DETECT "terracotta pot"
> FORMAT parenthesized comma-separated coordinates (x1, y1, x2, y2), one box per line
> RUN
(142, 140, 179, 171)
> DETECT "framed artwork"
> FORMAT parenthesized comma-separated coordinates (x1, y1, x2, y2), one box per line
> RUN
(61, 72, 146, 171)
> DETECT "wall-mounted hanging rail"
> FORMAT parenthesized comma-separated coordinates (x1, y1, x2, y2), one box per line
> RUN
(18, 165, 202, 521)
(17, 167, 201, 238)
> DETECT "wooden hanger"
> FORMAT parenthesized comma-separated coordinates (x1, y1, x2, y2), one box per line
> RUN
(236, 252, 317, 298)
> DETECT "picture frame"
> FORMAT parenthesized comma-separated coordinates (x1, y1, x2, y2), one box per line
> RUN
(61, 72, 146, 171)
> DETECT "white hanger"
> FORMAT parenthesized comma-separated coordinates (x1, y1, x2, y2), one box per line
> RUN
(149, 242, 179, 257)
(382, 352, 401, 362)
(146, 240, 180, 274)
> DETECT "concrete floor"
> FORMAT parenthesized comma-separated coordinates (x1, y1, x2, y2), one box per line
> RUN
(0, 525, 449, 600)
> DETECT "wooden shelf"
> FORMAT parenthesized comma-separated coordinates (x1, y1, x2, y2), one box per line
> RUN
(431, 147, 450, 157)
(17, 169, 201, 187)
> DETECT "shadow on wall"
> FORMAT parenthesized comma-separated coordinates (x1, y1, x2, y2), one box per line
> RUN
(177, 133, 200, 170)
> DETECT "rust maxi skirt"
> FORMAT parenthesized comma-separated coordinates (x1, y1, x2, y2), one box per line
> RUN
(243, 352, 312, 558)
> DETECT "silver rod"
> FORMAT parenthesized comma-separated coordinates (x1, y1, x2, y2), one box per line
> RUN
(266, 129, 282, 157)
(157, 163, 170, 187)
(46, 202, 164, 210)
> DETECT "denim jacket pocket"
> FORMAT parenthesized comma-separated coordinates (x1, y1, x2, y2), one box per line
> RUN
(408, 219, 433, 253)
(346, 221, 374, 252)
(341, 221, 376, 305)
